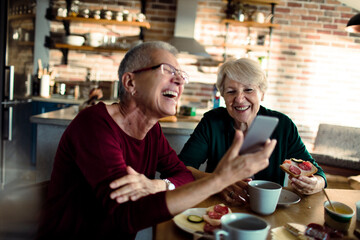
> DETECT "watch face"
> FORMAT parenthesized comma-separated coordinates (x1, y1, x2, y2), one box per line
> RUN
(164, 179, 175, 190)
(168, 183, 175, 190)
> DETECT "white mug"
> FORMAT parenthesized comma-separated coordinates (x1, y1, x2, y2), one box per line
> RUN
(215, 213, 270, 240)
(356, 200, 360, 221)
(248, 180, 282, 215)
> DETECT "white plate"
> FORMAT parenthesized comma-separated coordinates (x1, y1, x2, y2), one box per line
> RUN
(173, 208, 207, 234)
(277, 189, 301, 206)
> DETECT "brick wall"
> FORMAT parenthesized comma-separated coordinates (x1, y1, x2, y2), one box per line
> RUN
(48, 0, 360, 149)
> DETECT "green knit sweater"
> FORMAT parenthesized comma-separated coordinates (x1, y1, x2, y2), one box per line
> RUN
(178, 106, 327, 187)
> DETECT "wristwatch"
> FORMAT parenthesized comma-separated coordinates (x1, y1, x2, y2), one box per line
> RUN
(164, 179, 175, 191)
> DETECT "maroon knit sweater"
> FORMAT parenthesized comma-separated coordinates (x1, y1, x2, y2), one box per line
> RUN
(36, 102, 194, 240)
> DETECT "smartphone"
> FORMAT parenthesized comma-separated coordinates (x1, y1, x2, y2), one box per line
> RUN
(239, 115, 279, 154)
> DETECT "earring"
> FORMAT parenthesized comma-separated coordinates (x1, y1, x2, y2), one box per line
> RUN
(131, 91, 136, 96)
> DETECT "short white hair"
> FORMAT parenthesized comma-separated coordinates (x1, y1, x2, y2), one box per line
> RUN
(216, 58, 268, 95)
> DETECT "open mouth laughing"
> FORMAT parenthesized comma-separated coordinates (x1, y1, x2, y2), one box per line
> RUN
(162, 90, 178, 99)
(235, 106, 250, 111)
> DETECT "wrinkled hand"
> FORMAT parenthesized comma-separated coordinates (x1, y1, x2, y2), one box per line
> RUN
(289, 175, 325, 195)
(213, 130, 276, 187)
(218, 179, 251, 206)
(109, 166, 165, 203)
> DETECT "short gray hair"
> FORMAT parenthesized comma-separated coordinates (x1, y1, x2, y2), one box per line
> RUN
(216, 58, 268, 95)
(117, 41, 179, 101)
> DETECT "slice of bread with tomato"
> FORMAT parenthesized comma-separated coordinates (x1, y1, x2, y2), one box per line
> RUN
(202, 204, 231, 233)
(280, 158, 318, 178)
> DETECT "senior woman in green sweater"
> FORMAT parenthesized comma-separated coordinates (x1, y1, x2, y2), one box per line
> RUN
(178, 58, 326, 206)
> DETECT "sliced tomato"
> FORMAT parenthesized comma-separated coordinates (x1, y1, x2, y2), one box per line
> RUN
(207, 211, 223, 219)
(214, 204, 229, 215)
(298, 161, 312, 171)
(283, 160, 292, 164)
(289, 165, 301, 175)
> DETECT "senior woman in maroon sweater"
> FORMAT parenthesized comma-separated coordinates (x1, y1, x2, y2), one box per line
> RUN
(36, 41, 276, 239)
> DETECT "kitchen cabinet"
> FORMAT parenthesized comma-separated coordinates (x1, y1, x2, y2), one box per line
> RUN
(31, 100, 78, 164)
(222, 0, 280, 63)
(45, 2, 150, 64)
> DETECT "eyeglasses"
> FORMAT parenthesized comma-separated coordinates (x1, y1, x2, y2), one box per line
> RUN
(132, 63, 189, 84)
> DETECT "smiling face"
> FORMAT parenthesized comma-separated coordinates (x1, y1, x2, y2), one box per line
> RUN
(222, 77, 264, 129)
(131, 49, 185, 118)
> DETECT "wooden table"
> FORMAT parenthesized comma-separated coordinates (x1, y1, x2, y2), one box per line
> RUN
(155, 189, 360, 240)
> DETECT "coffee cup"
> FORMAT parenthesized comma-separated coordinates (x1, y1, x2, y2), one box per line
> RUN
(215, 213, 270, 240)
(356, 200, 360, 221)
(248, 180, 282, 215)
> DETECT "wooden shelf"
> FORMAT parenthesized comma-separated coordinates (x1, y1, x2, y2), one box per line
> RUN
(8, 14, 35, 21)
(222, 0, 280, 5)
(221, 19, 279, 28)
(54, 16, 151, 29)
(17, 41, 35, 47)
(52, 43, 129, 53)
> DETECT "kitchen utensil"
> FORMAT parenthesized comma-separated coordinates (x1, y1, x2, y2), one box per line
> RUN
(322, 189, 335, 211)
(38, 59, 43, 79)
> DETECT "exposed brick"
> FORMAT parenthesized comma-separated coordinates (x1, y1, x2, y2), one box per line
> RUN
(288, 2, 302, 7)
(275, 7, 291, 13)
(302, 16, 317, 21)
(323, 24, 337, 29)
(314, 41, 330, 46)
(333, 31, 347, 36)
(291, 9, 308, 15)
(320, 5, 335, 11)
(317, 29, 331, 34)
(317, 16, 332, 22)
(304, 3, 319, 9)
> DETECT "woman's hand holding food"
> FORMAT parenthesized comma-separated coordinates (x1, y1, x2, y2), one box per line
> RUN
(289, 175, 325, 195)
(109, 166, 166, 203)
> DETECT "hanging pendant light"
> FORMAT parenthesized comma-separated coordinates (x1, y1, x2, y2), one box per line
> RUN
(345, 13, 360, 33)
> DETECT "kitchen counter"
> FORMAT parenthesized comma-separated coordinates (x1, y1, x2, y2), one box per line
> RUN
(31, 105, 199, 182)
(30, 105, 198, 134)
(31, 96, 118, 105)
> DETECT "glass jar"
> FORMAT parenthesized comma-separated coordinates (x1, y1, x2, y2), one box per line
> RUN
(92, 10, 101, 19)
(80, 8, 90, 18)
(115, 12, 123, 21)
(68, 0, 79, 17)
(103, 10, 113, 20)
